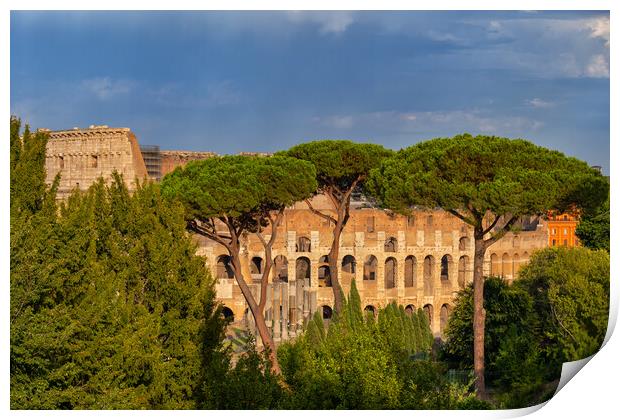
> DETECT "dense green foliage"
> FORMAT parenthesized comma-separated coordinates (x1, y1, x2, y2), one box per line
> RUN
(576, 195, 610, 252)
(160, 154, 317, 224)
(442, 278, 543, 391)
(283, 140, 393, 194)
(517, 247, 610, 366)
(367, 134, 607, 218)
(10, 118, 232, 408)
(442, 247, 610, 407)
(277, 281, 483, 409)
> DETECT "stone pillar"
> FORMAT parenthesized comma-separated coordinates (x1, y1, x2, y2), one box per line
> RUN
(281, 282, 289, 341)
(310, 231, 319, 254)
(435, 230, 442, 248)
(287, 231, 296, 253)
(416, 230, 424, 247)
(273, 282, 281, 342)
(397, 230, 406, 252)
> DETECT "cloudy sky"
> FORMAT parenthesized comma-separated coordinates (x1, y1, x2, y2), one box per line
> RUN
(11, 11, 610, 172)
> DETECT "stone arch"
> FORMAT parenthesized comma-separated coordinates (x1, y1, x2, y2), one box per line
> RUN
(363, 255, 378, 281)
(295, 257, 311, 283)
(490, 253, 500, 276)
(364, 305, 376, 316)
(222, 306, 234, 321)
(322, 305, 333, 320)
(522, 251, 529, 263)
(250, 256, 263, 275)
(405, 304, 416, 315)
(216, 255, 234, 279)
(384, 257, 397, 289)
(459, 236, 470, 251)
(342, 255, 356, 274)
(423, 255, 434, 295)
(296, 236, 311, 252)
(318, 255, 331, 287)
(404, 255, 416, 288)
(273, 255, 288, 283)
(384, 236, 397, 252)
(502, 253, 512, 278)
(440, 254, 452, 284)
(440, 304, 450, 334)
(458, 255, 469, 288)
(423, 304, 433, 326)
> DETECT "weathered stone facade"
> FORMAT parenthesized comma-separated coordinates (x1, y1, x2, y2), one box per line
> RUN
(160, 150, 218, 177)
(43, 125, 549, 338)
(44, 126, 148, 198)
(198, 199, 548, 338)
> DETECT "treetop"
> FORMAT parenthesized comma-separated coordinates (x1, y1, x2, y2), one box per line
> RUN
(282, 140, 393, 191)
(367, 134, 607, 219)
(160, 154, 317, 221)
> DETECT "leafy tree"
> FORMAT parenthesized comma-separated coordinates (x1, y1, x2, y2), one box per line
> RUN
(367, 134, 607, 397)
(160, 155, 317, 373)
(10, 117, 53, 217)
(276, 284, 470, 409)
(516, 247, 609, 367)
(442, 277, 538, 378)
(10, 117, 229, 408)
(282, 140, 392, 312)
(576, 194, 610, 252)
(11, 173, 224, 408)
(442, 247, 609, 408)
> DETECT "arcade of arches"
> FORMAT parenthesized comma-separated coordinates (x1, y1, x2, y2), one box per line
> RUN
(205, 207, 548, 336)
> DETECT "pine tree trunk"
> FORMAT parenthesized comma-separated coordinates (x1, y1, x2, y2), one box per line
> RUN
(473, 233, 487, 400)
(329, 218, 345, 313)
(230, 252, 281, 375)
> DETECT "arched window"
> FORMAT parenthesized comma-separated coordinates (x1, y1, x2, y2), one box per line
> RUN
(222, 306, 234, 321)
(440, 255, 452, 283)
(273, 255, 288, 283)
(423, 256, 434, 295)
(490, 253, 500, 276)
(322, 305, 333, 320)
(423, 304, 433, 326)
(440, 304, 450, 334)
(405, 304, 416, 315)
(216, 255, 234, 279)
(318, 255, 331, 287)
(384, 257, 397, 289)
(459, 236, 470, 251)
(502, 253, 512, 278)
(342, 255, 356, 274)
(384, 237, 397, 252)
(404, 256, 416, 288)
(458, 256, 469, 288)
(364, 305, 376, 316)
(296, 236, 311, 252)
(295, 257, 311, 283)
(363, 255, 377, 281)
(250, 257, 263, 275)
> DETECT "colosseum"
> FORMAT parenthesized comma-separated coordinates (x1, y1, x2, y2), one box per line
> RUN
(43, 126, 552, 340)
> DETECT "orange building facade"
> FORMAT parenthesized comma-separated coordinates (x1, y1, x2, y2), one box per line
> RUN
(547, 211, 580, 247)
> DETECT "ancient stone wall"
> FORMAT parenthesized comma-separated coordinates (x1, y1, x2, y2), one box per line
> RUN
(44, 126, 148, 198)
(200, 207, 548, 337)
(160, 150, 218, 177)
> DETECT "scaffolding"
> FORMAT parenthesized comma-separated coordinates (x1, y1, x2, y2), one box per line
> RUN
(140, 145, 162, 181)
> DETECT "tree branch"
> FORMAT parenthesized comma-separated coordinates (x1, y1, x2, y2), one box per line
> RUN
(304, 198, 337, 224)
(482, 214, 502, 235)
(447, 209, 476, 226)
(484, 215, 519, 248)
